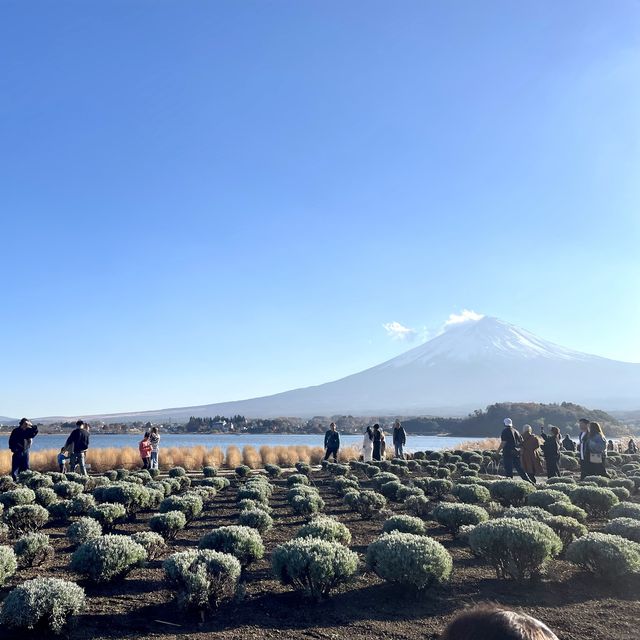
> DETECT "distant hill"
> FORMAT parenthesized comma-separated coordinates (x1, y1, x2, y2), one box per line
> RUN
(403, 402, 625, 438)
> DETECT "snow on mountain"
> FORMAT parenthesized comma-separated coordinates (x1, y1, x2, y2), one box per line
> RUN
(31, 316, 640, 422)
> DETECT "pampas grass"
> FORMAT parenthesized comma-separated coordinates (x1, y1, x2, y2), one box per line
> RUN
(0, 441, 368, 475)
(455, 438, 499, 451)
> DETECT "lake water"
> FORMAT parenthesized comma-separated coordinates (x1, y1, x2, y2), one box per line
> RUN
(25, 433, 486, 453)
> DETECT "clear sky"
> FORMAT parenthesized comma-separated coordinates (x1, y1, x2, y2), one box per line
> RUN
(1, 1, 639, 418)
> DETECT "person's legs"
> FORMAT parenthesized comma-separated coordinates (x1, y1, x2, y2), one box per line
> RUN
(77, 452, 87, 476)
(547, 457, 560, 478)
(323, 448, 331, 461)
(512, 457, 533, 483)
(150, 451, 158, 469)
(332, 448, 338, 462)
(503, 454, 514, 478)
(11, 452, 22, 481)
(21, 450, 30, 474)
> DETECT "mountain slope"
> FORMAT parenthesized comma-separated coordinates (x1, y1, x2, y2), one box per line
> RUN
(33, 316, 640, 422)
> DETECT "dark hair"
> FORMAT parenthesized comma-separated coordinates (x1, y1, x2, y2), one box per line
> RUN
(441, 605, 558, 640)
(19, 418, 30, 426)
(579, 418, 590, 424)
(151, 426, 158, 433)
(76, 420, 85, 427)
(373, 423, 380, 430)
(144, 432, 150, 438)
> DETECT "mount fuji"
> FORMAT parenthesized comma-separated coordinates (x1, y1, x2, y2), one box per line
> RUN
(35, 316, 640, 422)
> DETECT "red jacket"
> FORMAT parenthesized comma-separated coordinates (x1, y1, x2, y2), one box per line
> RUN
(139, 440, 152, 458)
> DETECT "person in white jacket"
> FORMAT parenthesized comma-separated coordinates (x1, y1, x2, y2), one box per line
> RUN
(362, 426, 374, 462)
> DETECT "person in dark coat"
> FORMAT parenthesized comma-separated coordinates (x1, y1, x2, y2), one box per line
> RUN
(578, 418, 591, 479)
(562, 434, 576, 452)
(627, 439, 638, 454)
(392, 420, 407, 459)
(497, 418, 534, 483)
(323, 422, 340, 462)
(372, 423, 384, 461)
(65, 420, 90, 476)
(8, 418, 38, 481)
(540, 425, 562, 478)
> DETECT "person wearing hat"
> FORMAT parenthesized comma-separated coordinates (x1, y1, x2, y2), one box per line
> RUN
(497, 418, 534, 483)
(8, 418, 39, 481)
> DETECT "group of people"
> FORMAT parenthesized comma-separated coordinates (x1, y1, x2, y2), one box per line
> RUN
(499, 416, 613, 483)
(323, 420, 408, 463)
(8, 417, 162, 480)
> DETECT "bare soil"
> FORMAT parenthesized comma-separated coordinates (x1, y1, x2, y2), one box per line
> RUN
(1, 469, 639, 640)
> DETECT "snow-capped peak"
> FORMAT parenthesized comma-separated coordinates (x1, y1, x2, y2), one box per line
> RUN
(380, 316, 598, 367)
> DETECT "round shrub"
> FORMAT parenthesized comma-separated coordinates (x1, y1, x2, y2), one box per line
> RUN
(383, 514, 427, 536)
(490, 479, 535, 507)
(68, 517, 102, 547)
(265, 464, 282, 478)
(396, 485, 425, 502)
(545, 501, 588, 523)
(452, 484, 491, 504)
(70, 534, 147, 583)
(583, 475, 610, 487)
(199, 525, 264, 567)
(238, 508, 274, 534)
(351, 490, 386, 519)
(502, 506, 551, 522)
(0, 487, 35, 508)
(164, 549, 240, 611)
(605, 517, 640, 543)
(0, 523, 8, 544)
(546, 476, 576, 485)
(159, 494, 203, 523)
(88, 503, 127, 531)
(469, 518, 562, 580)
(93, 482, 149, 517)
(526, 489, 570, 509)
(47, 500, 72, 523)
(149, 511, 187, 540)
(0, 546, 17, 586)
(610, 487, 631, 501)
(560, 454, 579, 471)
(5, 504, 49, 535)
(35, 487, 57, 508)
(405, 494, 430, 518)
(610, 502, 640, 521)
(570, 487, 619, 517)
(544, 515, 587, 548)
(53, 481, 84, 500)
(14, 532, 54, 567)
(566, 532, 640, 580)
(272, 537, 359, 600)
(168, 466, 186, 478)
(0, 577, 85, 634)
(235, 465, 251, 478)
(69, 493, 97, 517)
(379, 480, 402, 501)
(0, 476, 17, 492)
(237, 483, 271, 503)
(610, 478, 635, 492)
(433, 503, 489, 535)
(290, 491, 325, 517)
(366, 532, 452, 590)
(130, 531, 166, 560)
(427, 479, 453, 499)
(202, 466, 218, 478)
(295, 462, 312, 475)
(296, 516, 352, 545)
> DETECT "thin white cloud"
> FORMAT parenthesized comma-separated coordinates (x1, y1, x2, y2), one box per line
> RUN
(444, 309, 485, 329)
(383, 321, 417, 341)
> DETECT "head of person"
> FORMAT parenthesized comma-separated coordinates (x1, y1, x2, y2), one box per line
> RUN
(551, 426, 560, 438)
(60, 447, 65, 453)
(579, 418, 589, 432)
(608, 440, 614, 445)
(440, 604, 559, 640)
(330, 422, 336, 431)
(394, 420, 401, 428)
(373, 423, 380, 431)
(589, 421, 604, 437)
(522, 424, 532, 436)
(144, 432, 150, 440)
(76, 420, 85, 430)
(504, 418, 513, 429)
(19, 418, 32, 429)
(151, 426, 158, 434)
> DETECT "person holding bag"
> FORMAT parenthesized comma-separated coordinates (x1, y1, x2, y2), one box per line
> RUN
(588, 421, 608, 477)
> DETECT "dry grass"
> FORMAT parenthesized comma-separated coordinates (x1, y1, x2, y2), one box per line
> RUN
(455, 438, 500, 451)
(0, 440, 442, 475)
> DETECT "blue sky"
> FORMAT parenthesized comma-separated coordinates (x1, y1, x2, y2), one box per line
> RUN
(1, 1, 639, 418)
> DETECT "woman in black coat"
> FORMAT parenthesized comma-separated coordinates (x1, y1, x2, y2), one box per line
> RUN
(540, 426, 562, 478)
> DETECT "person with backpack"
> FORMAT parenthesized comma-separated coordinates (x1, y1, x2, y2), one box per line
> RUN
(392, 419, 407, 459)
(588, 421, 608, 477)
(497, 418, 534, 483)
(65, 420, 90, 476)
(540, 425, 562, 478)
(8, 418, 39, 481)
(323, 422, 340, 462)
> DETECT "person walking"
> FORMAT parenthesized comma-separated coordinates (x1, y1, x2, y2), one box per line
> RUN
(362, 426, 374, 462)
(372, 423, 384, 461)
(139, 432, 152, 469)
(520, 425, 544, 484)
(588, 421, 608, 477)
(498, 418, 533, 483)
(65, 420, 90, 476)
(562, 434, 576, 452)
(578, 418, 591, 479)
(392, 420, 407, 459)
(540, 425, 562, 478)
(149, 426, 160, 470)
(8, 418, 39, 481)
(323, 422, 340, 462)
